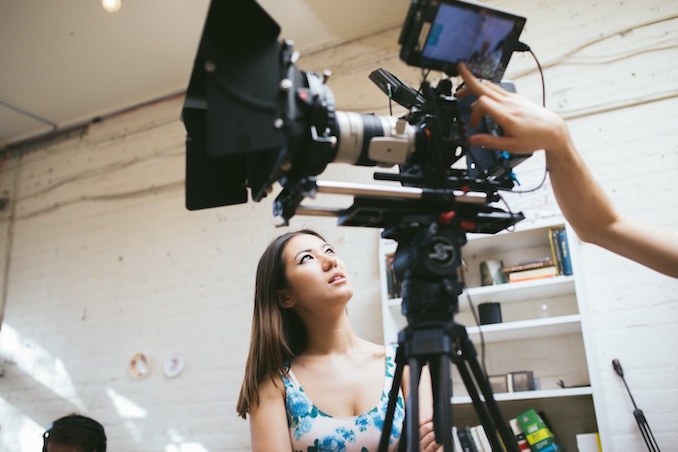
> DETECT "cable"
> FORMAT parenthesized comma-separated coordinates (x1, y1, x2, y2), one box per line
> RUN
(509, 41, 549, 193)
(460, 273, 488, 377)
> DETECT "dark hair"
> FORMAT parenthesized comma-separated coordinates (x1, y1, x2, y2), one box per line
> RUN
(43, 413, 107, 452)
(236, 229, 326, 418)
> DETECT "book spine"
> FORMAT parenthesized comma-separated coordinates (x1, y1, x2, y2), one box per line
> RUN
(509, 418, 532, 451)
(469, 426, 485, 452)
(549, 228, 564, 275)
(385, 256, 401, 298)
(509, 273, 556, 283)
(452, 426, 465, 452)
(517, 409, 562, 452)
(557, 229, 573, 275)
(503, 259, 553, 274)
(457, 427, 475, 452)
(547, 228, 561, 276)
(475, 425, 493, 452)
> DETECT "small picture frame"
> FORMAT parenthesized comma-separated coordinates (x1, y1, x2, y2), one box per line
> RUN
(488, 374, 508, 394)
(509, 371, 535, 392)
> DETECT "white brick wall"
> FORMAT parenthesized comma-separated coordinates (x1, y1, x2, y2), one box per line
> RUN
(1, 0, 677, 450)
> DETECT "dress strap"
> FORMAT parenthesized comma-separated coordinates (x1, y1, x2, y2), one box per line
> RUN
(283, 367, 302, 388)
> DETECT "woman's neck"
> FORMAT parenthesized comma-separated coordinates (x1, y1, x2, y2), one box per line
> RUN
(301, 312, 368, 356)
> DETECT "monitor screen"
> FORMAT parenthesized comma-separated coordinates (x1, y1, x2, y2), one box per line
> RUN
(400, 0, 526, 81)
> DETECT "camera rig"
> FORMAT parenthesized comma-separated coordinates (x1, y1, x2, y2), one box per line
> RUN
(182, 0, 530, 450)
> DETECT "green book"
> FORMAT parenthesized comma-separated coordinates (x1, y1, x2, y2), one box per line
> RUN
(516, 409, 562, 451)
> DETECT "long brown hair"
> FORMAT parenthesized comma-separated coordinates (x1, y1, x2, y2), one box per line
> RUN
(236, 229, 325, 418)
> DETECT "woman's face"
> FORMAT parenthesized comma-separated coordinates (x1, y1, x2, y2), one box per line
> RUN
(278, 233, 353, 313)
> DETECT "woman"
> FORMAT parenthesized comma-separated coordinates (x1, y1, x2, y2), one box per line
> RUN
(236, 229, 441, 451)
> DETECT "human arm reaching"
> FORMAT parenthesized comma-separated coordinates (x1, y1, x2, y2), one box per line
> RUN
(456, 63, 678, 278)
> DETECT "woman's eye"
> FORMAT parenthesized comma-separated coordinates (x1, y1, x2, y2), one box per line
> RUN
(325, 248, 335, 255)
(300, 254, 312, 263)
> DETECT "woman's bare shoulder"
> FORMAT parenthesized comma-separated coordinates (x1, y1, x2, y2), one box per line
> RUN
(257, 372, 286, 401)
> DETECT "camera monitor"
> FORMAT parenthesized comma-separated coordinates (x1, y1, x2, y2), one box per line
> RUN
(399, 0, 526, 81)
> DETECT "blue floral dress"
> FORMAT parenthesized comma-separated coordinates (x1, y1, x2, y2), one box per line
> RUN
(282, 344, 405, 452)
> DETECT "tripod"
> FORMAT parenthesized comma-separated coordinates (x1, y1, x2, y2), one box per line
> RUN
(378, 223, 518, 452)
(613, 359, 661, 451)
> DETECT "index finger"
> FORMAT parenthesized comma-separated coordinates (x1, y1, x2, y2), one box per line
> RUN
(457, 63, 509, 101)
(457, 62, 486, 97)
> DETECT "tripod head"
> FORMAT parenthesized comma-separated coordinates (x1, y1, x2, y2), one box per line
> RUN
(388, 222, 466, 325)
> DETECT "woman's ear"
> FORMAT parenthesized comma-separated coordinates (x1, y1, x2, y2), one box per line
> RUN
(277, 290, 295, 309)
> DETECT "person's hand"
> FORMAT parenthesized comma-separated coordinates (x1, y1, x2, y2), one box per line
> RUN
(418, 417, 444, 452)
(455, 62, 570, 156)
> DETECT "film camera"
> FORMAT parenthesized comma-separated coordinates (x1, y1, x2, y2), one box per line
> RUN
(183, 0, 530, 450)
(182, 0, 529, 232)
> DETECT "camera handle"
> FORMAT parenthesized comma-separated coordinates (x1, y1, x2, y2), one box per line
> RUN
(377, 225, 518, 452)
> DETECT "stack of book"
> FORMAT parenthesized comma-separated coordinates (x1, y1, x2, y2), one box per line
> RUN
(503, 257, 558, 283)
(502, 227, 574, 283)
(513, 409, 563, 452)
(452, 408, 563, 452)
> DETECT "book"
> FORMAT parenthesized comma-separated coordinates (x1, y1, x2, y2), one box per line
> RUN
(516, 409, 563, 452)
(452, 426, 465, 452)
(502, 257, 554, 274)
(548, 227, 564, 275)
(557, 228, 573, 275)
(509, 418, 532, 451)
(469, 426, 485, 452)
(576, 433, 602, 452)
(385, 255, 401, 298)
(508, 265, 558, 283)
(474, 425, 492, 452)
(456, 426, 477, 452)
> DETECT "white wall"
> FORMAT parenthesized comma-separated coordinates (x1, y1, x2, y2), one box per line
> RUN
(1, 0, 677, 450)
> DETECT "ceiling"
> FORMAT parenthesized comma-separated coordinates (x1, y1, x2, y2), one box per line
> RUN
(0, 0, 411, 150)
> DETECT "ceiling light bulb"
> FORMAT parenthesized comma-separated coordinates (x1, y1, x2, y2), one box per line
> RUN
(102, 0, 121, 13)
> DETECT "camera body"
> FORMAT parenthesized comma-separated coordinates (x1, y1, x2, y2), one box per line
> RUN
(182, 0, 530, 233)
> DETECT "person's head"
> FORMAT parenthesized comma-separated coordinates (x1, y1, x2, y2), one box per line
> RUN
(43, 414, 106, 452)
(276, 230, 353, 319)
(236, 229, 352, 418)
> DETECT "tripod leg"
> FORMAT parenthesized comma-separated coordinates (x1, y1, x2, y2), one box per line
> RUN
(454, 358, 504, 451)
(461, 338, 518, 452)
(406, 357, 423, 452)
(634, 409, 661, 452)
(429, 353, 454, 451)
(379, 346, 406, 452)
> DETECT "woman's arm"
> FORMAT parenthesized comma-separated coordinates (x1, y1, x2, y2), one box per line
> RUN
(248, 375, 292, 452)
(456, 63, 678, 278)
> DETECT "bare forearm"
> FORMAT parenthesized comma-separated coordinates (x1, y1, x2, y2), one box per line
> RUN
(546, 137, 678, 278)
(544, 135, 619, 245)
(456, 63, 678, 278)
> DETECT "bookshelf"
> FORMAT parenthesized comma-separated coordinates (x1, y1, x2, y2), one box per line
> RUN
(378, 220, 601, 451)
